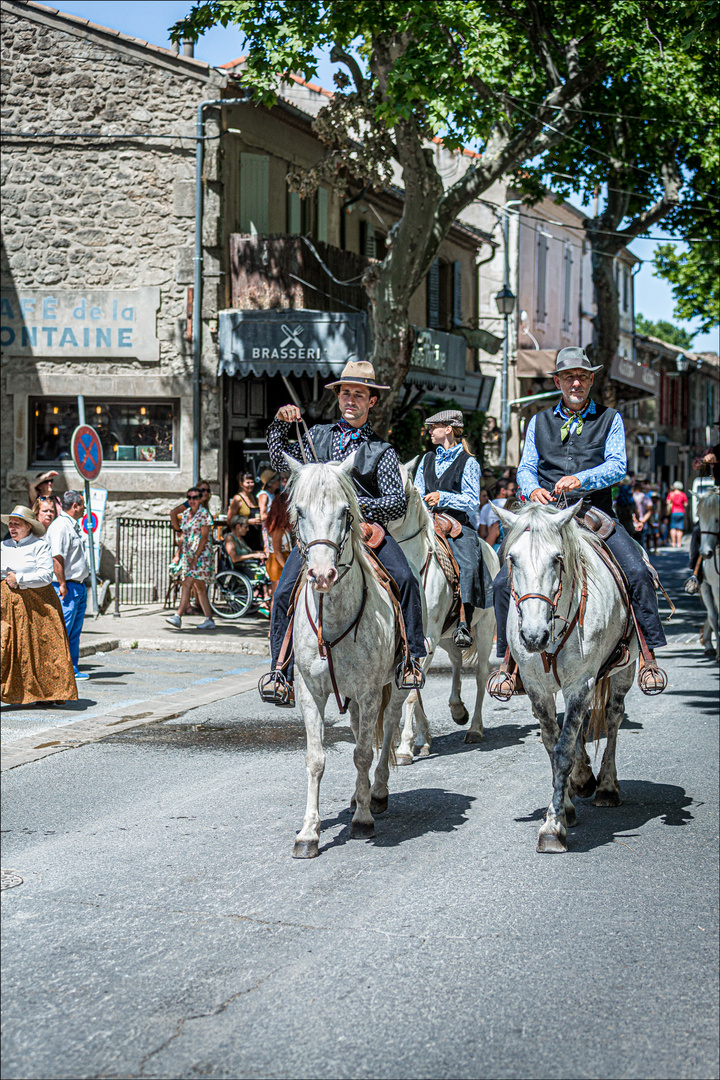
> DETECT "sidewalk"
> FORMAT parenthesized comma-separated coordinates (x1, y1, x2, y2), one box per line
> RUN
(79, 602, 271, 658)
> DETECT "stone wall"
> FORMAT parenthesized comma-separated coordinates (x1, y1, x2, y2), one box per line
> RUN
(0, 0, 226, 516)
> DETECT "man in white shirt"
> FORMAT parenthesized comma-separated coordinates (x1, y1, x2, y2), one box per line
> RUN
(47, 490, 90, 679)
(478, 478, 517, 549)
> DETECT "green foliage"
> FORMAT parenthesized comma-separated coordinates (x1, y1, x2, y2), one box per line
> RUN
(635, 313, 696, 348)
(652, 243, 719, 335)
(389, 406, 425, 464)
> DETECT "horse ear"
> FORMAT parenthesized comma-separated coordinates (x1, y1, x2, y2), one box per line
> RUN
(554, 500, 584, 529)
(338, 451, 357, 476)
(282, 452, 302, 476)
(494, 504, 519, 530)
(404, 455, 419, 477)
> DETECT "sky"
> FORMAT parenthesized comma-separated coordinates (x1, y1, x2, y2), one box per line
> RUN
(41, 1, 719, 354)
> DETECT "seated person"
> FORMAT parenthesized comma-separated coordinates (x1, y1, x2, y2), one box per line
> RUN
(225, 518, 265, 576)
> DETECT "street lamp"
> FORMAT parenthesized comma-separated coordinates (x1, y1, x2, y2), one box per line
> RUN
(496, 283, 516, 464)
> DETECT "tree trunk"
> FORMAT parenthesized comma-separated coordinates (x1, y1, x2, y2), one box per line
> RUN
(586, 228, 622, 406)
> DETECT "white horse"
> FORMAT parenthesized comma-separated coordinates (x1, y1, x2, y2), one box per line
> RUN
(387, 464, 498, 762)
(697, 487, 720, 660)
(285, 454, 409, 858)
(495, 501, 638, 854)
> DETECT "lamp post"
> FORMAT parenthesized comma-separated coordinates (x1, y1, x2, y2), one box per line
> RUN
(675, 352, 694, 481)
(496, 283, 516, 464)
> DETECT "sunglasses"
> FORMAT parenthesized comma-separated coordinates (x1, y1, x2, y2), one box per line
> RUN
(198, 488, 210, 493)
(187, 495, 201, 501)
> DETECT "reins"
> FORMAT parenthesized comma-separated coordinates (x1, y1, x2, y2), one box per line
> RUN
(303, 570, 368, 714)
(295, 417, 320, 464)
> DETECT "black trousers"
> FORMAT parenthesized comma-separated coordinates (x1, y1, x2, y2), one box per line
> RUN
(270, 535, 426, 681)
(493, 520, 667, 658)
(689, 523, 704, 582)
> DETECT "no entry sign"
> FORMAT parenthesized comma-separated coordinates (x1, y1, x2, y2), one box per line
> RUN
(71, 425, 103, 482)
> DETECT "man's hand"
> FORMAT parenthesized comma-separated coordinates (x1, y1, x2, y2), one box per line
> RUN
(554, 475, 581, 494)
(424, 491, 441, 508)
(704, 452, 718, 465)
(530, 488, 555, 504)
(5, 570, 18, 590)
(58, 582, 68, 598)
(276, 404, 302, 423)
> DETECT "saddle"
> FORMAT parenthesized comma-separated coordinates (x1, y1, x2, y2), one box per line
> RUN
(434, 512, 463, 539)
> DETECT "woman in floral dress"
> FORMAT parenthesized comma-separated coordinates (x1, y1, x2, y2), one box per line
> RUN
(165, 487, 215, 631)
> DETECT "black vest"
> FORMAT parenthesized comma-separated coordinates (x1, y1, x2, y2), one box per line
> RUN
(534, 401, 618, 515)
(310, 424, 393, 501)
(421, 449, 471, 526)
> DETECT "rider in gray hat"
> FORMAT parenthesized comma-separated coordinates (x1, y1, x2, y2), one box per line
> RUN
(488, 346, 667, 696)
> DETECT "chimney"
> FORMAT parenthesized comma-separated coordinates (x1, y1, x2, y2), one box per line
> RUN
(182, 38, 194, 57)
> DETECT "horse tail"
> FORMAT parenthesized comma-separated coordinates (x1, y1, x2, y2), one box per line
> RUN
(586, 676, 611, 746)
(461, 641, 478, 667)
(375, 682, 396, 767)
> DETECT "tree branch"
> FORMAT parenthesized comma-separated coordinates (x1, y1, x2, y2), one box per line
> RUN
(330, 44, 365, 93)
(614, 156, 681, 242)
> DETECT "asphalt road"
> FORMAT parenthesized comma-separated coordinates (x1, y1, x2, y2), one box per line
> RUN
(2, 548, 718, 1080)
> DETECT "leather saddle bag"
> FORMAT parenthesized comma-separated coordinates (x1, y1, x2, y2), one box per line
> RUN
(581, 507, 615, 540)
(360, 522, 386, 550)
(434, 513, 463, 539)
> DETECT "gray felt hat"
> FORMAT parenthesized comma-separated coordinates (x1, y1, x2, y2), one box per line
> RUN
(424, 409, 464, 429)
(546, 346, 603, 376)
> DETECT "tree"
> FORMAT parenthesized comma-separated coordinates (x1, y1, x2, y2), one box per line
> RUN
(526, 4, 718, 399)
(635, 313, 695, 349)
(172, 1, 697, 431)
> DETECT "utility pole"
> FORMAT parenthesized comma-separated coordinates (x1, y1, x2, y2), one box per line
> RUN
(496, 200, 520, 465)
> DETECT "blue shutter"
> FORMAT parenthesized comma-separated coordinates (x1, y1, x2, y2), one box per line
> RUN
(240, 154, 269, 235)
(452, 261, 463, 327)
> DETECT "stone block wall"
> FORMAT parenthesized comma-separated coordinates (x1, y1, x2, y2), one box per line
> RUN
(0, 1, 227, 519)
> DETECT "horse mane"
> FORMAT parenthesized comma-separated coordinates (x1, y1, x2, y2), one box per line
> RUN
(503, 502, 602, 579)
(287, 461, 376, 577)
(399, 463, 438, 554)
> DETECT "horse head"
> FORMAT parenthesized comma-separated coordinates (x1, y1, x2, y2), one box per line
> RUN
(495, 500, 584, 653)
(698, 487, 720, 560)
(285, 452, 360, 593)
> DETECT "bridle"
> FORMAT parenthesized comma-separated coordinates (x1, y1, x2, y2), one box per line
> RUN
(295, 506, 356, 584)
(508, 555, 572, 645)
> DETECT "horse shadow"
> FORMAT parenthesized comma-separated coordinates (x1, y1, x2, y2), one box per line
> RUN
(515, 779, 695, 853)
(428, 723, 539, 756)
(319, 787, 476, 852)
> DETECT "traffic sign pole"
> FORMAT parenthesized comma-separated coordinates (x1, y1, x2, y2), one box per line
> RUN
(77, 396, 99, 616)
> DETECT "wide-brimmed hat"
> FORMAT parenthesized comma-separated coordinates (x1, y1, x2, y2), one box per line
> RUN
(1, 505, 46, 536)
(325, 360, 390, 391)
(259, 468, 280, 486)
(546, 346, 603, 376)
(424, 409, 464, 429)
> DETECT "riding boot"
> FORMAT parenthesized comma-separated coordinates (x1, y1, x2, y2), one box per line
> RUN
(453, 603, 474, 648)
(259, 546, 303, 706)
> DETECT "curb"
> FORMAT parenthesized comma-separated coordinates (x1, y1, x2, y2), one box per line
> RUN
(78, 637, 270, 657)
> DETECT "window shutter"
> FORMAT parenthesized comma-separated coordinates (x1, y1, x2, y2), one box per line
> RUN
(536, 229, 548, 322)
(562, 244, 573, 331)
(287, 191, 302, 235)
(360, 220, 376, 259)
(623, 268, 629, 312)
(427, 259, 440, 328)
(317, 188, 328, 243)
(452, 261, 463, 326)
(240, 153, 269, 235)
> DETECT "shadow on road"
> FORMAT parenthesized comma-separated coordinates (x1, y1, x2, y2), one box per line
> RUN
(515, 779, 695, 852)
(319, 787, 476, 853)
(427, 724, 539, 757)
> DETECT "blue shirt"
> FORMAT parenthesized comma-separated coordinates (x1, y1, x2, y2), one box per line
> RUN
(516, 399, 627, 500)
(415, 443, 481, 521)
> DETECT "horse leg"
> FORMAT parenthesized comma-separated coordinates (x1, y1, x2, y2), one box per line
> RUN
(396, 693, 417, 765)
(370, 685, 404, 815)
(571, 739, 596, 799)
(350, 691, 382, 839)
(537, 689, 589, 852)
(446, 639, 469, 726)
(292, 676, 328, 859)
(465, 610, 494, 744)
(594, 665, 634, 807)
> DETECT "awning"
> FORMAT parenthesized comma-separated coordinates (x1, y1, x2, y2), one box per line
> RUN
(218, 310, 368, 379)
(610, 355, 659, 396)
(517, 349, 557, 377)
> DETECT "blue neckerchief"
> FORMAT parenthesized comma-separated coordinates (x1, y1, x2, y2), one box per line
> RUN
(336, 418, 371, 452)
(436, 443, 463, 465)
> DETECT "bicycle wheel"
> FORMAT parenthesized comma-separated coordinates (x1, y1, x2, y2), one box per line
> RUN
(210, 570, 253, 620)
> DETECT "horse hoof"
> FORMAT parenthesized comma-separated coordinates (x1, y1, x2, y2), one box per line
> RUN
(292, 839, 319, 859)
(350, 820, 375, 839)
(396, 754, 413, 766)
(451, 708, 469, 726)
(573, 775, 597, 799)
(370, 795, 389, 815)
(463, 730, 483, 744)
(593, 790, 622, 807)
(537, 831, 567, 853)
(417, 745, 431, 758)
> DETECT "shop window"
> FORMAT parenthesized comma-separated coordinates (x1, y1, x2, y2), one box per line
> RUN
(29, 398, 178, 466)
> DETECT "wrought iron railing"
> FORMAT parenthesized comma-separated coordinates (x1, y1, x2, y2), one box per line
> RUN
(114, 517, 176, 613)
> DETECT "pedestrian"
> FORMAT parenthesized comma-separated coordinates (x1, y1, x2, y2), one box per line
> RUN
(32, 496, 58, 530)
(632, 479, 653, 547)
(27, 470, 62, 516)
(227, 471, 262, 549)
(257, 469, 281, 527)
(170, 480, 215, 614)
(165, 486, 216, 631)
(614, 475, 635, 534)
(479, 477, 517, 550)
(225, 518, 266, 574)
(1, 506, 78, 706)
(666, 481, 688, 548)
(264, 491, 293, 598)
(46, 490, 91, 681)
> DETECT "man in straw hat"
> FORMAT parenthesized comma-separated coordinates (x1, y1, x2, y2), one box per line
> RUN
(488, 346, 667, 697)
(416, 408, 490, 648)
(260, 359, 426, 707)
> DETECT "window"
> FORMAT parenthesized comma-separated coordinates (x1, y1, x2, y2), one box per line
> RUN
(360, 219, 376, 259)
(562, 242, 573, 332)
(317, 187, 328, 243)
(29, 398, 178, 466)
(535, 226, 549, 323)
(427, 259, 441, 328)
(287, 191, 303, 235)
(623, 267, 630, 312)
(452, 261, 463, 327)
(240, 153, 269, 235)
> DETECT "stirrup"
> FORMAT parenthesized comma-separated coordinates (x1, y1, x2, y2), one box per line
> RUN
(684, 574, 699, 595)
(395, 658, 425, 691)
(258, 670, 295, 707)
(453, 622, 474, 649)
(637, 659, 667, 696)
(486, 668, 517, 702)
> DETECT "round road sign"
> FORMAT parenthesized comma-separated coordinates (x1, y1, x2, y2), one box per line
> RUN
(71, 425, 103, 482)
(82, 512, 99, 535)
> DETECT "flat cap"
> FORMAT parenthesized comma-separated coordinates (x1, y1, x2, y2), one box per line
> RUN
(424, 409, 464, 428)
